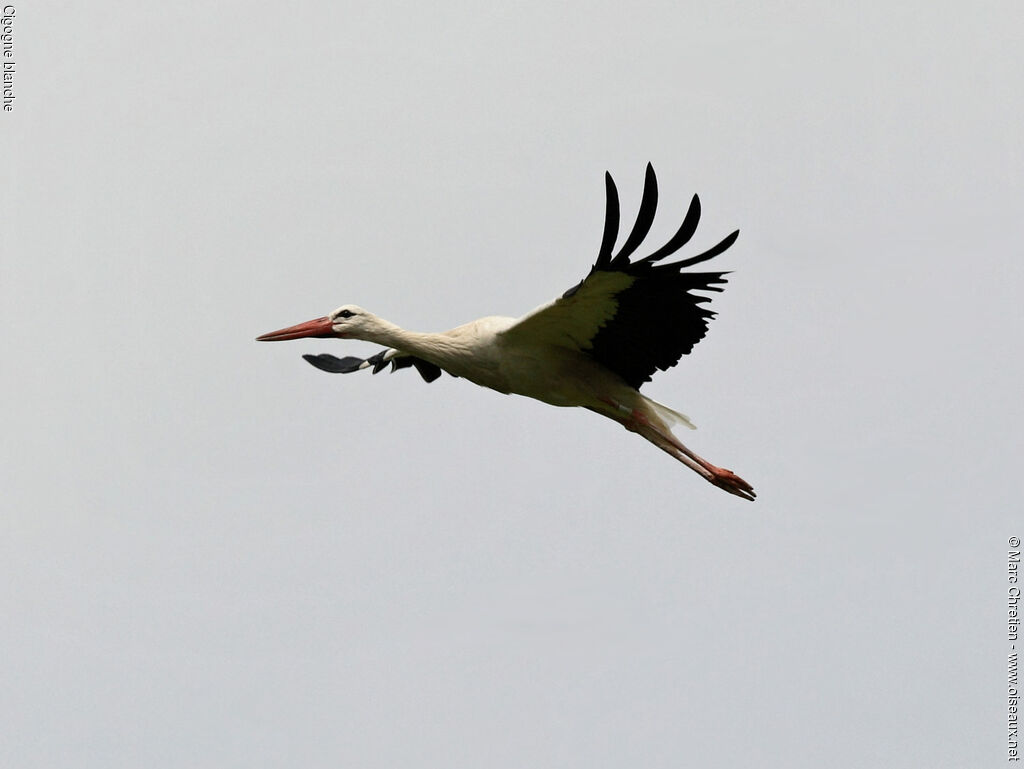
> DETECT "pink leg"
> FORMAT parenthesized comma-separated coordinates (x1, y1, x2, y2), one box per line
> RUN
(597, 397, 756, 501)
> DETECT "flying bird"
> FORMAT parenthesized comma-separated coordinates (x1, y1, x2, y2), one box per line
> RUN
(258, 164, 755, 500)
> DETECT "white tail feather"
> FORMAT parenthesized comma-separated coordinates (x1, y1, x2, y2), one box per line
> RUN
(644, 395, 696, 431)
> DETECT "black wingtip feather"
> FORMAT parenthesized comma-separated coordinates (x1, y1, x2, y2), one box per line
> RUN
(610, 163, 659, 266)
(595, 172, 620, 270)
(302, 354, 366, 373)
(365, 350, 390, 374)
(412, 360, 443, 382)
(674, 229, 740, 269)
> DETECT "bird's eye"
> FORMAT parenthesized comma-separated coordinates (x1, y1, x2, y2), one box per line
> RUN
(335, 309, 355, 320)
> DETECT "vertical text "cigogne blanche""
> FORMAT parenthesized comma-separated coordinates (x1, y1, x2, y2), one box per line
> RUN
(2, 6, 14, 112)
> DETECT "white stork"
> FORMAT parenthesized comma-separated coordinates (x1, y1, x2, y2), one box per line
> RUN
(258, 164, 755, 500)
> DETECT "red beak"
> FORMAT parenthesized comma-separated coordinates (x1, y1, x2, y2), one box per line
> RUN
(256, 316, 335, 342)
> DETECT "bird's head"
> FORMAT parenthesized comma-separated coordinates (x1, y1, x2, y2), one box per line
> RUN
(256, 304, 376, 342)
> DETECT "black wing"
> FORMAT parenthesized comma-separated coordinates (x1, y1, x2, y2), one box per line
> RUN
(303, 349, 446, 383)
(503, 163, 738, 390)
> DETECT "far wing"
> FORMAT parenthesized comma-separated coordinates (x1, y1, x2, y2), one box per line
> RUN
(303, 348, 447, 383)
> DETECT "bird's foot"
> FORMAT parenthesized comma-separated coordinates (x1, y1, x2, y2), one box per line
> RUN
(707, 467, 756, 501)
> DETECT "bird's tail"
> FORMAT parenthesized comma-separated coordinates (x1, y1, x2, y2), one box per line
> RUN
(642, 395, 696, 431)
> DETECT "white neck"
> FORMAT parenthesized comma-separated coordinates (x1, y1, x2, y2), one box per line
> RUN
(360, 316, 456, 362)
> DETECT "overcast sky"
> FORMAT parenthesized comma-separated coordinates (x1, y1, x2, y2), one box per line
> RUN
(2, 2, 1021, 767)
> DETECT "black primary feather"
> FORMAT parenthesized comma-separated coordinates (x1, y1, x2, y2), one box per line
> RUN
(302, 354, 366, 373)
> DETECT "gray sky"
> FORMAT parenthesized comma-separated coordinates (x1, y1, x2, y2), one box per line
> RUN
(2, 2, 1021, 767)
